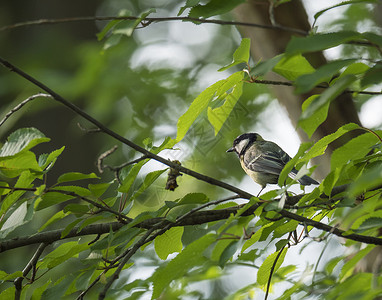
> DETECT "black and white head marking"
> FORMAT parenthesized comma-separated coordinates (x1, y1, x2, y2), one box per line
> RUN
(228, 133, 259, 156)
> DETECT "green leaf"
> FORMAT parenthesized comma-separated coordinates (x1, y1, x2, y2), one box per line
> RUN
(362, 31, 382, 47)
(31, 280, 51, 299)
(38, 242, 89, 269)
(208, 79, 243, 135)
(295, 59, 356, 94)
(118, 159, 148, 194)
(113, 9, 156, 37)
(274, 220, 299, 238)
(0, 287, 15, 299)
(273, 54, 315, 81)
(340, 245, 375, 279)
(131, 169, 167, 200)
(257, 248, 288, 286)
(79, 216, 105, 230)
(52, 185, 92, 197)
(251, 55, 282, 77)
(61, 218, 82, 238)
(331, 133, 378, 170)
(154, 227, 184, 260)
(88, 182, 112, 197)
(301, 123, 361, 162)
(348, 163, 382, 196)
(97, 9, 131, 41)
(299, 95, 330, 138)
(339, 62, 370, 78)
(57, 172, 99, 183)
(0, 151, 43, 178)
(178, 193, 209, 205)
(286, 31, 362, 55)
(173, 78, 227, 144)
(151, 234, 215, 299)
(178, 0, 201, 16)
(35, 192, 75, 211)
(0, 202, 27, 234)
(38, 146, 65, 170)
(360, 64, 382, 89)
(189, 0, 245, 18)
(0, 128, 50, 158)
(322, 168, 342, 196)
(218, 240, 240, 268)
(63, 204, 90, 215)
(242, 223, 273, 253)
(313, 1, 377, 27)
(0, 182, 10, 196)
(219, 38, 251, 71)
(0, 270, 23, 281)
(39, 210, 69, 231)
(325, 256, 343, 274)
(299, 75, 357, 137)
(0, 171, 35, 216)
(278, 142, 312, 186)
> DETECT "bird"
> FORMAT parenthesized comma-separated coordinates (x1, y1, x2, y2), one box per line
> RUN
(227, 133, 318, 195)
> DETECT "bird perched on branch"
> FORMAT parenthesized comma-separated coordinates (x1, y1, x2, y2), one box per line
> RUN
(227, 133, 318, 194)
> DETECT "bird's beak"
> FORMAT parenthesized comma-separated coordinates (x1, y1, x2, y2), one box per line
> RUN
(226, 147, 234, 153)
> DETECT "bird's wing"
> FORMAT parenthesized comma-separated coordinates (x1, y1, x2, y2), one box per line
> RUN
(245, 141, 292, 175)
(246, 151, 287, 175)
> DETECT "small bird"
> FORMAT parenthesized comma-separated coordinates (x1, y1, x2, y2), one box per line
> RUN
(227, 133, 318, 194)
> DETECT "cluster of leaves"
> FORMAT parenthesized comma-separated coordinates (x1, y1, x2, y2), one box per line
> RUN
(0, 0, 382, 299)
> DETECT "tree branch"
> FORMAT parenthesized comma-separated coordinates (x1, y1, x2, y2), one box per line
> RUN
(0, 16, 308, 36)
(2, 188, 382, 253)
(0, 93, 52, 127)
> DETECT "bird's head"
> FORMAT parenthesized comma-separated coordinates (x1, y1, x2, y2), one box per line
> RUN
(226, 133, 263, 156)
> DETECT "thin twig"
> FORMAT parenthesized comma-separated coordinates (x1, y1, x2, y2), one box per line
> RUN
(97, 145, 118, 173)
(251, 79, 382, 96)
(0, 93, 52, 127)
(265, 239, 289, 300)
(14, 243, 49, 300)
(0, 16, 308, 36)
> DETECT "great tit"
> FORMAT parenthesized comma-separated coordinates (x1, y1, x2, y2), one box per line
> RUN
(227, 133, 318, 193)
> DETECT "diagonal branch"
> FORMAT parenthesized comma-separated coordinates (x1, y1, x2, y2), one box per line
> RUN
(14, 242, 49, 300)
(0, 56, 254, 199)
(0, 58, 381, 251)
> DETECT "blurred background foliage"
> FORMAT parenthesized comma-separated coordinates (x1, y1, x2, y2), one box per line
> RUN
(0, 0, 381, 299)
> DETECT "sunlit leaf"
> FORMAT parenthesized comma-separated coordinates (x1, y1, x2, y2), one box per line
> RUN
(0, 128, 49, 158)
(208, 80, 243, 135)
(219, 38, 251, 71)
(331, 132, 379, 170)
(299, 95, 330, 138)
(273, 54, 315, 81)
(152, 234, 215, 298)
(154, 227, 184, 260)
(38, 242, 89, 269)
(257, 248, 288, 286)
(299, 75, 357, 136)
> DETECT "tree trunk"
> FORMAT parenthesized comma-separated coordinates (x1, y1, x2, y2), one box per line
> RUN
(233, 0, 362, 179)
